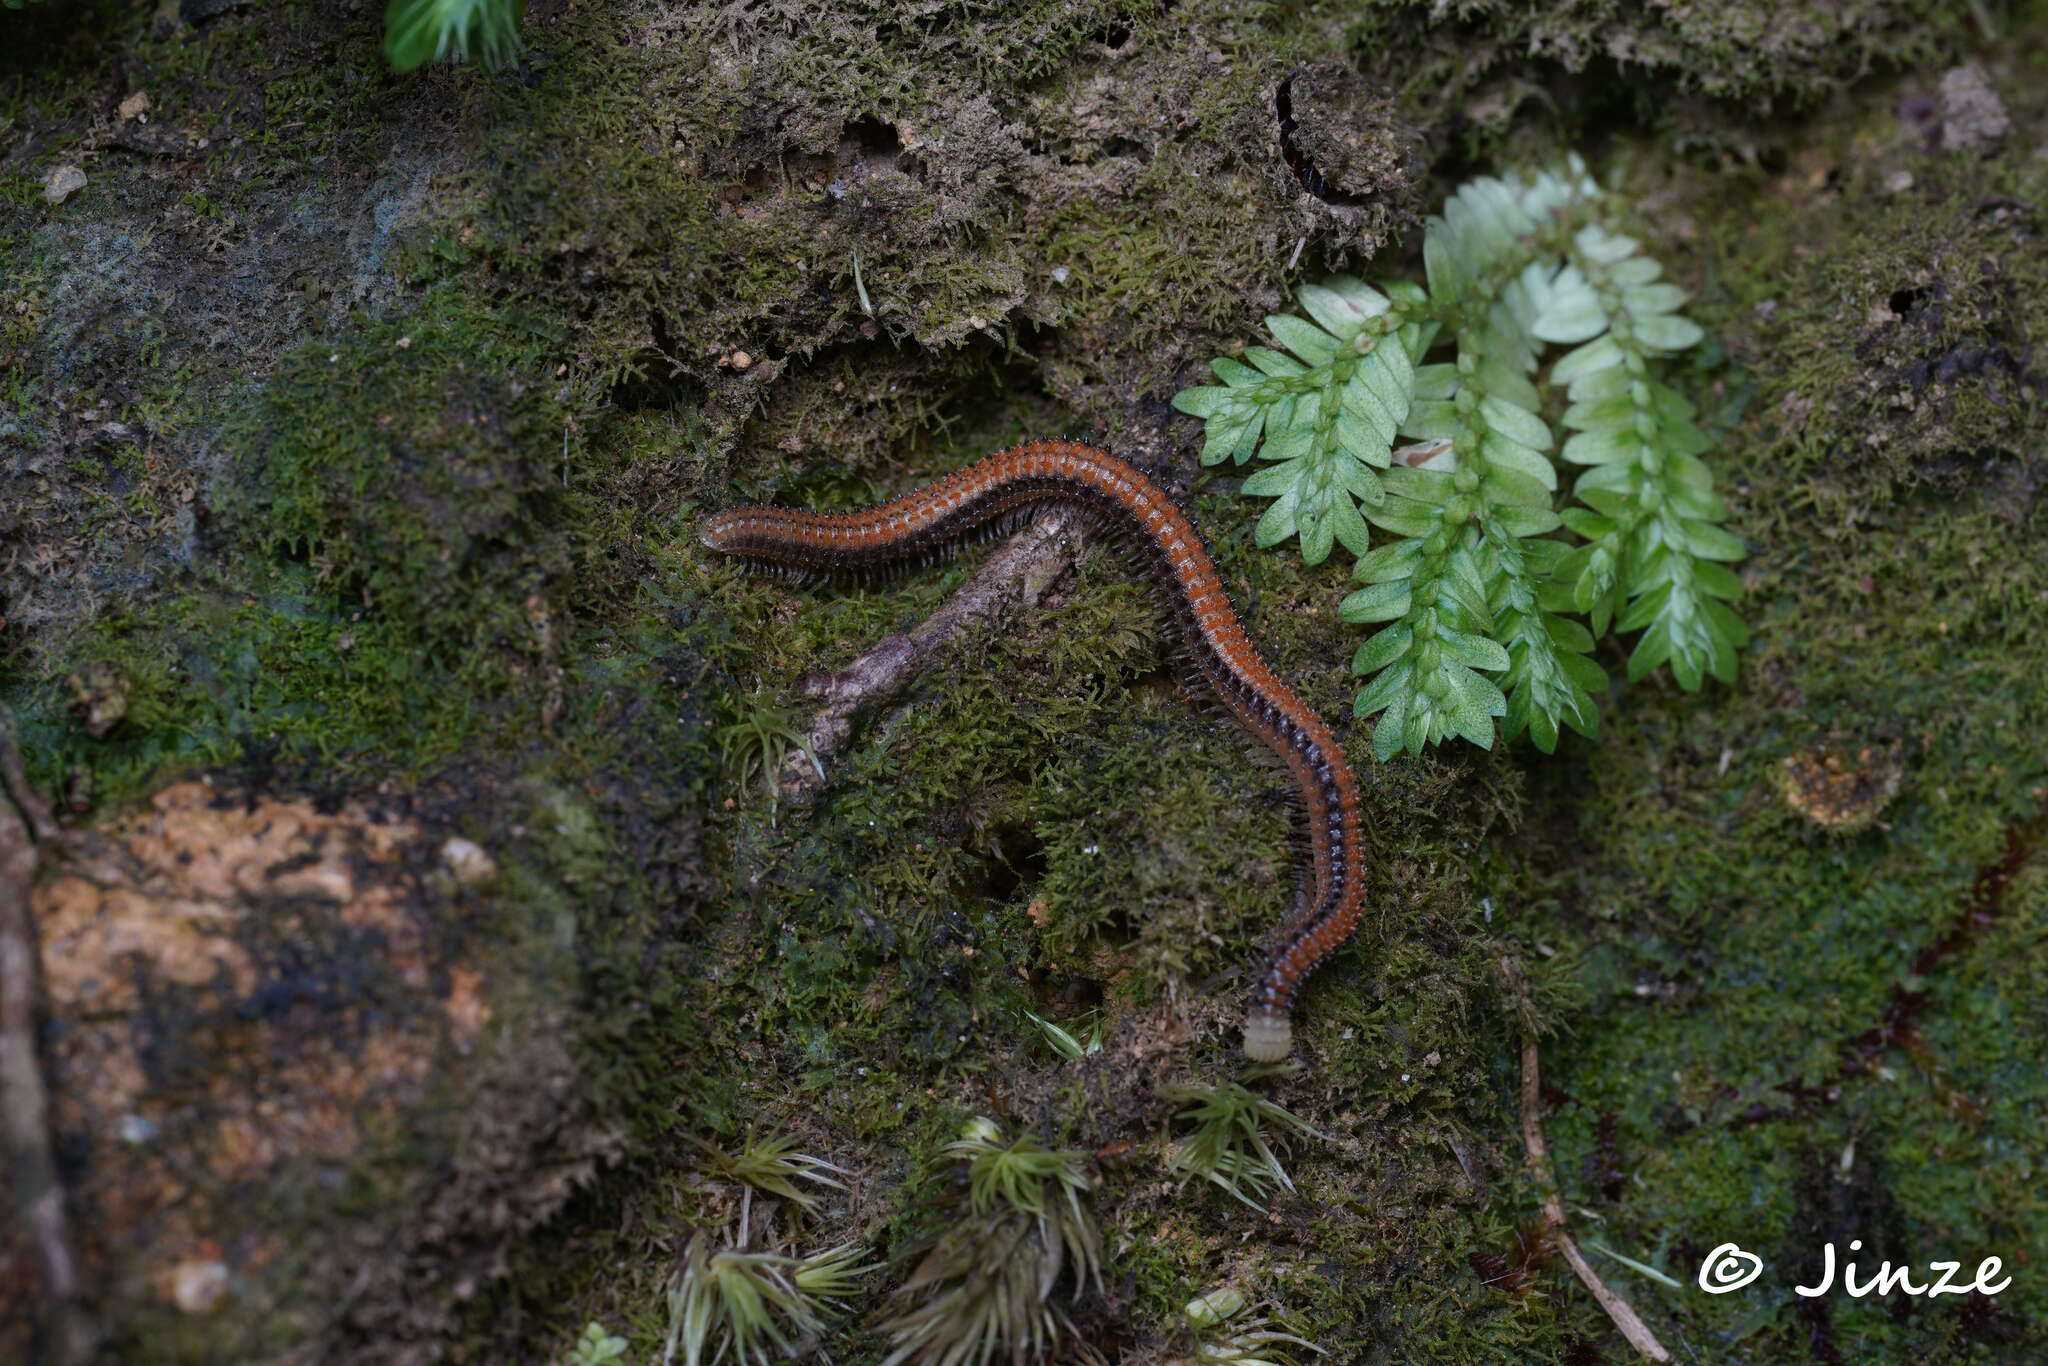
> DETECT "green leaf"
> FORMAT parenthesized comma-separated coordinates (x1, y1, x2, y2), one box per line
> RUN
(1634, 313, 1705, 352)
(1353, 660, 1412, 718)
(1573, 224, 1637, 264)
(1399, 400, 1459, 442)
(1254, 493, 1299, 548)
(1365, 499, 1441, 539)
(1442, 664, 1506, 738)
(1533, 275, 1607, 342)
(1617, 581, 1674, 633)
(1480, 465, 1554, 510)
(1383, 465, 1456, 503)
(1372, 685, 1414, 760)
(1211, 357, 1264, 386)
(1622, 282, 1688, 316)
(1353, 625, 1415, 675)
(1201, 415, 1257, 466)
(1340, 580, 1413, 624)
(1369, 334, 1416, 407)
(1679, 519, 1747, 560)
(1268, 314, 1340, 366)
(1494, 503, 1563, 537)
(1480, 431, 1558, 488)
(1546, 614, 1596, 652)
(1171, 385, 1233, 419)
(1707, 598, 1751, 649)
(1562, 426, 1642, 465)
(1411, 362, 1459, 400)
(1479, 393, 1553, 451)
(1551, 334, 1623, 384)
(1355, 539, 1423, 583)
(1562, 392, 1638, 432)
(1626, 617, 1673, 681)
(1323, 276, 1394, 320)
(1560, 508, 1617, 539)
(1608, 257, 1663, 286)
(1342, 370, 1400, 449)
(1438, 629, 1511, 672)
(1243, 347, 1307, 378)
(1296, 281, 1381, 338)
(1239, 464, 1297, 499)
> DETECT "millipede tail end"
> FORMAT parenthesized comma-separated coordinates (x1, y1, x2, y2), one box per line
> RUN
(1242, 1011, 1292, 1062)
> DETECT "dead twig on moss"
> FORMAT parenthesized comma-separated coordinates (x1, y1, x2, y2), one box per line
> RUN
(777, 506, 1086, 797)
(0, 704, 100, 1365)
(1515, 1015, 1670, 1363)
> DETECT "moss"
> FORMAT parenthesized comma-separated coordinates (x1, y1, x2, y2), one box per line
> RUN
(228, 281, 590, 662)
(1350, 0, 1988, 146)
(1745, 159, 2048, 500)
(6, 271, 637, 806)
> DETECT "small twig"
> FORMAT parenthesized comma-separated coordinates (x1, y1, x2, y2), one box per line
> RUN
(0, 706, 62, 847)
(0, 705, 100, 1364)
(1518, 1029, 1671, 1363)
(776, 506, 1087, 797)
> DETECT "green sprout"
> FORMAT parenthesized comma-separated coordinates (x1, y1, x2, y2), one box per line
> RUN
(1182, 1287, 1327, 1366)
(567, 1321, 630, 1366)
(1023, 1008, 1106, 1061)
(1160, 1078, 1326, 1210)
(384, 0, 523, 74)
(662, 1236, 873, 1366)
(880, 1117, 1102, 1366)
(714, 694, 819, 804)
(690, 1130, 851, 1216)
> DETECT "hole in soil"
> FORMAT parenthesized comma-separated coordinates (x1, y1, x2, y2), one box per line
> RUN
(1033, 973, 1104, 1014)
(1888, 280, 1943, 320)
(974, 822, 1047, 903)
(841, 116, 903, 165)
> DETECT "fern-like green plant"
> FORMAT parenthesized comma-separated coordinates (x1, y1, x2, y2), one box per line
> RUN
(879, 1117, 1102, 1366)
(384, 0, 523, 73)
(662, 1236, 873, 1366)
(1173, 157, 1746, 758)
(688, 1129, 851, 1216)
(1160, 1077, 1325, 1211)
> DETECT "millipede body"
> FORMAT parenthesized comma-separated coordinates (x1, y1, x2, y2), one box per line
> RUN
(701, 439, 1365, 1061)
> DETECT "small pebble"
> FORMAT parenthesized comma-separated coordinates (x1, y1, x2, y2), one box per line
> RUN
(172, 1259, 230, 1315)
(440, 836, 497, 886)
(43, 164, 87, 205)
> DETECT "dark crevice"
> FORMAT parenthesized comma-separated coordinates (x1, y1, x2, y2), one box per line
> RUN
(1275, 75, 1367, 207)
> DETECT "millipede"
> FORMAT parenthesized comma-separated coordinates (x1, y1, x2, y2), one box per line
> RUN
(701, 439, 1366, 1061)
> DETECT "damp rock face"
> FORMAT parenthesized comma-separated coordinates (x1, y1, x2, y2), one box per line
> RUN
(11, 780, 619, 1365)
